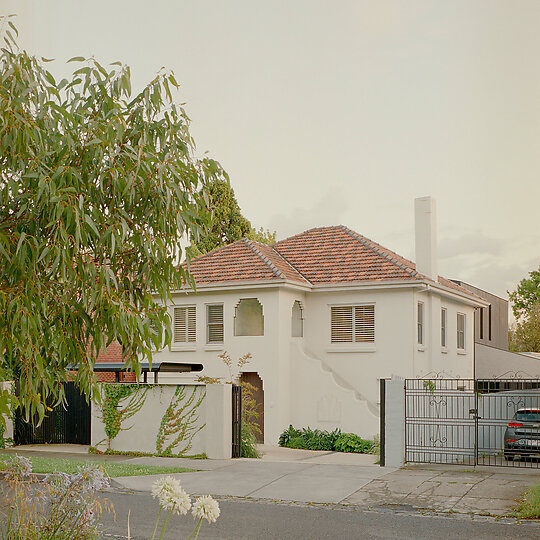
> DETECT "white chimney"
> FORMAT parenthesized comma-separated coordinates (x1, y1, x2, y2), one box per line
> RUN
(414, 196, 438, 281)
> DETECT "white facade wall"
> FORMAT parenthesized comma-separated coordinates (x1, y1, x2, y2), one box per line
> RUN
(413, 290, 475, 380)
(303, 288, 416, 408)
(149, 283, 477, 445)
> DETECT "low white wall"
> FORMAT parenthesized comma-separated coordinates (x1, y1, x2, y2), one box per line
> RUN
(384, 377, 405, 467)
(91, 383, 231, 459)
(476, 344, 540, 378)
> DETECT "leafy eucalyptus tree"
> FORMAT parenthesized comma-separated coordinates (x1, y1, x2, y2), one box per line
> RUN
(0, 23, 223, 423)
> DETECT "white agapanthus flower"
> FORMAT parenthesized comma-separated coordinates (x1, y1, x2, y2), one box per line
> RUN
(151, 476, 191, 515)
(192, 495, 220, 524)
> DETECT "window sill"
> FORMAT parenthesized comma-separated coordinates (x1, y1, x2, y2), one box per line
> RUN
(170, 346, 197, 352)
(417, 345, 425, 352)
(457, 349, 467, 355)
(326, 346, 376, 353)
(204, 345, 224, 352)
(441, 347, 448, 354)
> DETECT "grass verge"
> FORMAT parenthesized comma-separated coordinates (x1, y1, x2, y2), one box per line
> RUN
(0, 455, 195, 478)
(515, 484, 540, 519)
(89, 446, 207, 459)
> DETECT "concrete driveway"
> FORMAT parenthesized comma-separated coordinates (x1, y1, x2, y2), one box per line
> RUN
(113, 445, 389, 505)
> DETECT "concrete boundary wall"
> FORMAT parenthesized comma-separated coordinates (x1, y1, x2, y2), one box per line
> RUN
(91, 383, 231, 459)
(383, 377, 405, 467)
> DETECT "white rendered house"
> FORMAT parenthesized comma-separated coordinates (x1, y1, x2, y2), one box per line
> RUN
(150, 197, 488, 444)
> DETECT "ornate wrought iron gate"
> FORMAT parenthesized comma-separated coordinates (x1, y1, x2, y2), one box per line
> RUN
(405, 378, 540, 468)
(14, 382, 91, 445)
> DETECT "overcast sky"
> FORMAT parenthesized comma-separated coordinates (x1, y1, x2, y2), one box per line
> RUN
(4, 0, 539, 301)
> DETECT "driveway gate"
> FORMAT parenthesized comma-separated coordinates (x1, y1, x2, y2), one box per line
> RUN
(14, 382, 91, 445)
(405, 378, 540, 468)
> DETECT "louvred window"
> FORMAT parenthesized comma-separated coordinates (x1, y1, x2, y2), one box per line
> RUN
(207, 304, 224, 344)
(331, 305, 374, 343)
(174, 306, 196, 343)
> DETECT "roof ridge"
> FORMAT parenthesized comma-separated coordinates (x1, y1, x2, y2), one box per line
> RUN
(273, 225, 343, 246)
(242, 239, 285, 279)
(338, 225, 421, 280)
(269, 244, 313, 285)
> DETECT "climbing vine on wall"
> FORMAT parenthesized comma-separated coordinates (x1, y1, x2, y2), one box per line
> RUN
(155, 386, 205, 456)
(99, 384, 149, 449)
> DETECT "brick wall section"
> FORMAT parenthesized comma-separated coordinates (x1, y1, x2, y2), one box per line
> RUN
(96, 342, 136, 383)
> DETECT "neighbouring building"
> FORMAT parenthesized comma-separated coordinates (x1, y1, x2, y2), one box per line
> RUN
(450, 281, 509, 350)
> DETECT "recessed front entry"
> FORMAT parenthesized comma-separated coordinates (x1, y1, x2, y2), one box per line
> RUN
(240, 372, 264, 443)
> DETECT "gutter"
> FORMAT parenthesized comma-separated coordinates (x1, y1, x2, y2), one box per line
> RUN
(418, 282, 490, 308)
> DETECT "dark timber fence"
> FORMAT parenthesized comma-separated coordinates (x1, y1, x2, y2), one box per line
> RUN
(14, 382, 91, 445)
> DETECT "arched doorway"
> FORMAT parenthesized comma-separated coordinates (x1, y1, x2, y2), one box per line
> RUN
(240, 372, 264, 443)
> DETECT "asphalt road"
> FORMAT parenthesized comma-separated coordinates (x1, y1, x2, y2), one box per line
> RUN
(100, 489, 540, 540)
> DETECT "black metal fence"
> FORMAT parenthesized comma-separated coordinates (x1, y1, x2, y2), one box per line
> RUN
(14, 382, 91, 445)
(232, 384, 242, 458)
(405, 378, 540, 468)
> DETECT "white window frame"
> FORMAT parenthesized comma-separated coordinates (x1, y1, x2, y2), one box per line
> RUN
(441, 307, 447, 348)
(457, 312, 466, 350)
(417, 302, 424, 345)
(173, 305, 196, 344)
(206, 303, 224, 344)
(330, 304, 375, 344)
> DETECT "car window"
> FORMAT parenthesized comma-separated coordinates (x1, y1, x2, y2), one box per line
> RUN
(515, 411, 540, 422)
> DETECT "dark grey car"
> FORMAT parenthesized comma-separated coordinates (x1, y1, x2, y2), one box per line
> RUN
(504, 408, 540, 460)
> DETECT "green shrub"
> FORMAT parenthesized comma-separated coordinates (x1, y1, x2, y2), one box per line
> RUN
(278, 425, 341, 451)
(302, 427, 341, 451)
(279, 425, 377, 454)
(241, 421, 260, 458)
(279, 425, 302, 447)
(334, 433, 373, 454)
(287, 436, 307, 449)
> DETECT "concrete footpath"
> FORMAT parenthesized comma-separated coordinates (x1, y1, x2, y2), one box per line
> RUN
(3, 444, 540, 517)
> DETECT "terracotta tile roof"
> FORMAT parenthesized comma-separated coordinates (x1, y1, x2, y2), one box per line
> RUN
(273, 226, 421, 284)
(185, 225, 480, 300)
(186, 238, 308, 286)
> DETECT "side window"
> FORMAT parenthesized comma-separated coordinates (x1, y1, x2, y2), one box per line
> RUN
(174, 306, 196, 343)
(457, 313, 465, 350)
(479, 307, 484, 340)
(417, 302, 424, 345)
(291, 301, 304, 337)
(234, 299, 264, 336)
(441, 307, 447, 347)
(207, 304, 224, 344)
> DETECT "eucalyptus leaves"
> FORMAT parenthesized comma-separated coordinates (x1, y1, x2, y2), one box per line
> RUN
(0, 19, 224, 425)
